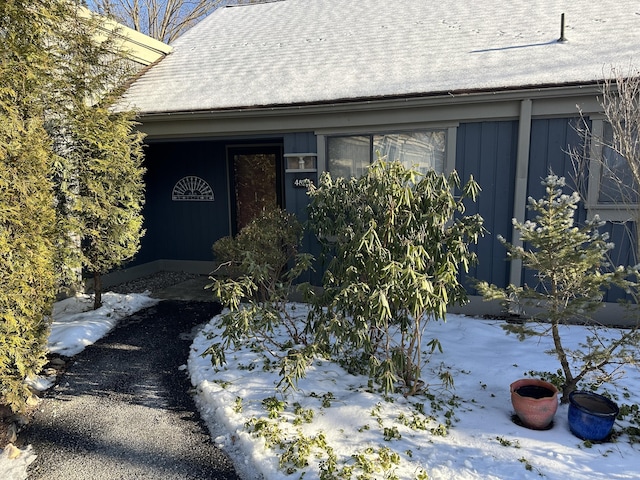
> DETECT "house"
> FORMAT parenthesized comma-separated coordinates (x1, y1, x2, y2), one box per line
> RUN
(82, 7, 172, 71)
(114, 0, 640, 320)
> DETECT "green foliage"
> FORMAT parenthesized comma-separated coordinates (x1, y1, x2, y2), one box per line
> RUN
(524, 369, 566, 391)
(350, 447, 401, 479)
(307, 160, 484, 395)
(247, 407, 407, 479)
(245, 403, 337, 477)
(212, 207, 311, 303)
(236, 388, 459, 478)
(293, 402, 314, 425)
(518, 457, 537, 473)
(0, 2, 147, 308)
(309, 391, 336, 409)
(495, 436, 521, 448)
(245, 417, 284, 448)
(0, 0, 62, 413)
(0, 105, 57, 413)
(68, 104, 146, 309)
(263, 396, 287, 419)
(479, 175, 618, 322)
(383, 426, 402, 441)
(397, 411, 431, 431)
(477, 175, 640, 401)
(206, 208, 315, 388)
(616, 402, 640, 443)
(45, 6, 146, 309)
(415, 468, 429, 480)
(0, 0, 146, 412)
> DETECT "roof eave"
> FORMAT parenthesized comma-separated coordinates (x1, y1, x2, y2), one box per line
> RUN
(134, 81, 604, 122)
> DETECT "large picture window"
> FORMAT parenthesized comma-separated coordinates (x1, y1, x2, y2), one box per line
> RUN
(327, 130, 446, 178)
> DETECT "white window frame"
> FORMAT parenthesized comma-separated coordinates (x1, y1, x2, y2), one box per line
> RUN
(315, 123, 458, 178)
(586, 117, 639, 221)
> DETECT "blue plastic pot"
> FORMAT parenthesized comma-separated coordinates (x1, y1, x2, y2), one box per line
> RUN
(568, 391, 619, 442)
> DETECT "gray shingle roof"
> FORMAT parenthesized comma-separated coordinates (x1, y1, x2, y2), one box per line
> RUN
(118, 0, 640, 114)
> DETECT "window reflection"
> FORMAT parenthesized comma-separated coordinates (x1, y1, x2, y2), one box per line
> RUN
(599, 122, 638, 203)
(327, 130, 446, 178)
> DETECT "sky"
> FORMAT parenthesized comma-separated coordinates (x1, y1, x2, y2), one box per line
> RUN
(2, 294, 640, 479)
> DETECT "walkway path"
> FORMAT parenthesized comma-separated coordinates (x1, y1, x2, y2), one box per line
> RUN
(21, 300, 242, 480)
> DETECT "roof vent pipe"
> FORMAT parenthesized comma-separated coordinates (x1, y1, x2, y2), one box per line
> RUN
(558, 13, 567, 43)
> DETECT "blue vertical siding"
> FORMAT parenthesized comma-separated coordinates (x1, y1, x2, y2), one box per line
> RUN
(134, 120, 637, 308)
(283, 132, 323, 284)
(284, 132, 316, 154)
(456, 121, 518, 290)
(601, 221, 637, 302)
(527, 118, 584, 207)
(522, 118, 586, 288)
(522, 117, 636, 303)
(134, 140, 231, 266)
(283, 132, 317, 220)
(606, 222, 637, 268)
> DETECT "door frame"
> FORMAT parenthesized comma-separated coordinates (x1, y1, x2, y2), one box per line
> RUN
(226, 143, 285, 235)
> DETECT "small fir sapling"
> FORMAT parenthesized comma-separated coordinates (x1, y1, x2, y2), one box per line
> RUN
(477, 174, 640, 402)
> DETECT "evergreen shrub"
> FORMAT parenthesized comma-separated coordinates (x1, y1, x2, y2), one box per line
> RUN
(307, 160, 484, 395)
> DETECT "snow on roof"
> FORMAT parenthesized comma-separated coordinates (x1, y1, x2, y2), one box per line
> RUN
(117, 0, 640, 114)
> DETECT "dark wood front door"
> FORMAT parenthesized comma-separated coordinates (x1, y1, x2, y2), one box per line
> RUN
(229, 146, 283, 233)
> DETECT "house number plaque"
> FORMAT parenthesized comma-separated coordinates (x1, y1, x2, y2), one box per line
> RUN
(293, 178, 314, 188)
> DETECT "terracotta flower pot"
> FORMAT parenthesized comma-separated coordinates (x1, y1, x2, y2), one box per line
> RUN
(510, 378, 559, 430)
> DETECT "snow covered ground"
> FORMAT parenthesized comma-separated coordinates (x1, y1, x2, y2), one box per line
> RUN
(189, 304, 640, 480)
(2, 294, 640, 479)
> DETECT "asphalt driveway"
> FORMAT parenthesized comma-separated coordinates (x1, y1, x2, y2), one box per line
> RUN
(20, 300, 243, 480)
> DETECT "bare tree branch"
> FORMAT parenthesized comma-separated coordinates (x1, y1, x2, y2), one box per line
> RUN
(87, 0, 247, 43)
(601, 67, 640, 201)
(571, 66, 640, 264)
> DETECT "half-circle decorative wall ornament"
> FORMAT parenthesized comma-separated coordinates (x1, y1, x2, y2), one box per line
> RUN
(171, 176, 215, 201)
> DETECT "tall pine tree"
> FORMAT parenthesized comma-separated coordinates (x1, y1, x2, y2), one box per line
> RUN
(48, 4, 147, 309)
(0, 0, 61, 413)
(0, 0, 146, 412)
(68, 103, 145, 309)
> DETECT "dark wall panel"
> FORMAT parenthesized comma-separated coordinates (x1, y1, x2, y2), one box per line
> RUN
(284, 132, 316, 154)
(283, 131, 317, 220)
(527, 118, 583, 205)
(283, 132, 323, 284)
(523, 118, 583, 288)
(601, 221, 637, 303)
(133, 140, 231, 265)
(520, 117, 640, 304)
(456, 121, 518, 290)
